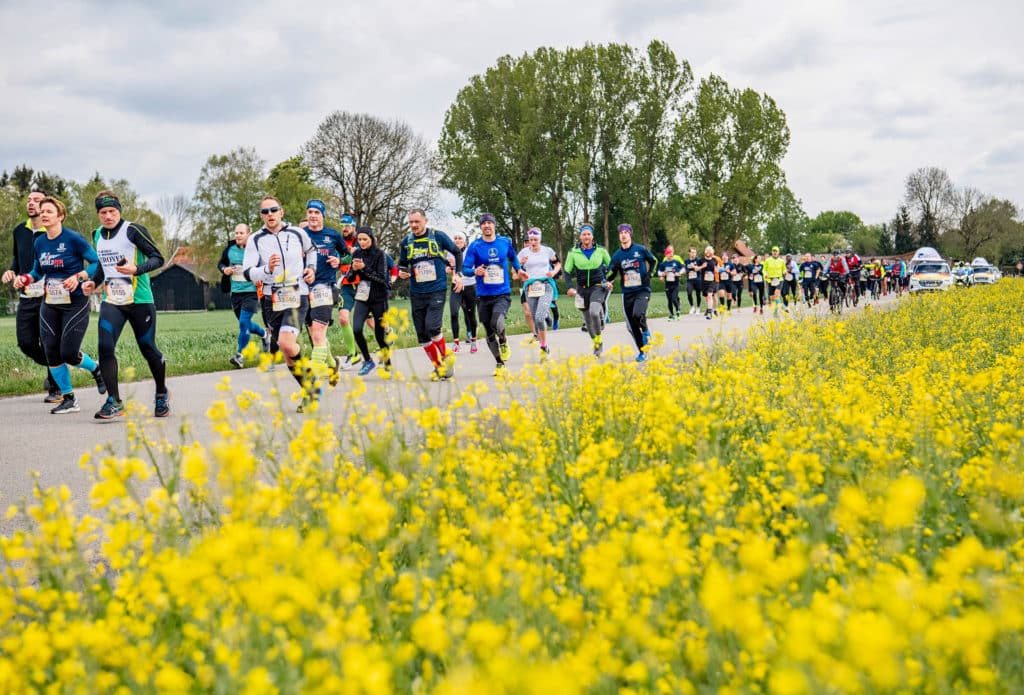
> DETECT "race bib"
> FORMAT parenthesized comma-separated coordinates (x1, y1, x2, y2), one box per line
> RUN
(45, 279, 70, 305)
(527, 282, 546, 298)
(784, 273, 794, 281)
(770, 278, 781, 287)
(624, 271, 641, 288)
(23, 279, 44, 298)
(231, 265, 245, 281)
(731, 272, 740, 280)
(272, 285, 300, 311)
(704, 272, 715, 282)
(574, 294, 585, 309)
(310, 284, 333, 308)
(484, 265, 505, 285)
(665, 272, 676, 282)
(687, 271, 697, 279)
(105, 278, 135, 306)
(414, 262, 437, 283)
(355, 281, 371, 302)
(753, 274, 763, 283)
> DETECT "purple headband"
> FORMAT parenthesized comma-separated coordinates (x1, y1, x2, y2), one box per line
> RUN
(617, 223, 633, 234)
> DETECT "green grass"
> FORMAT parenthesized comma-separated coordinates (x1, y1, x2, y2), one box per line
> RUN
(0, 287, 761, 397)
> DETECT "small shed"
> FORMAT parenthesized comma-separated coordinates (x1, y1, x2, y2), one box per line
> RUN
(150, 247, 231, 311)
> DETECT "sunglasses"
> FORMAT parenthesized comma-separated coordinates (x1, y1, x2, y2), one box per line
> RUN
(260, 206, 281, 215)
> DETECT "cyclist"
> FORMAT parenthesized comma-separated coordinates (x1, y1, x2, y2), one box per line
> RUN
(844, 247, 862, 302)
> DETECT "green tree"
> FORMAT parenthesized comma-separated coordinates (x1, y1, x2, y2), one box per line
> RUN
(190, 147, 267, 274)
(678, 74, 790, 251)
(265, 156, 332, 226)
(851, 223, 883, 256)
(64, 175, 167, 253)
(762, 187, 808, 253)
(892, 206, 915, 253)
(877, 222, 895, 255)
(949, 198, 1020, 262)
(807, 210, 863, 251)
(904, 166, 953, 250)
(10, 165, 33, 195)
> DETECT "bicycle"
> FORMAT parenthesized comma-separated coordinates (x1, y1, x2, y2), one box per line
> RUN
(829, 273, 845, 315)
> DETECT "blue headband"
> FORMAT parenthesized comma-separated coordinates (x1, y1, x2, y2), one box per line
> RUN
(579, 224, 594, 234)
(340, 214, 356, 226)
(306, 199, 326, 214)
(478, 213, 496, 225)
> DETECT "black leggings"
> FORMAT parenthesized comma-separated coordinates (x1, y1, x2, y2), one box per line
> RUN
(750, 282, 765, 307)
(16, 296, 48, 367)
(352, 298, 389, 361)
(665, 282, 681, 317)
(449, 284, 478, 341)
(623, 291, 650, 349)
(39, 295, 90, 367)
(686, 279, 702, 308)
(477, 294, 511, 362)
(98, 302, 167, 402)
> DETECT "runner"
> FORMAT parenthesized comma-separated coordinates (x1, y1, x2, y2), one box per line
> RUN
(684, 247, 703, 315)
(746, 254, 766, 314)
(517, 227, 560, 357)
(696, 246, 718, 320)
(730, 256, 745, 311)
(242, 196, 320, 410)
(658, 245, 684, 320)
(12, 196, 105, 414)
(302, 199, 348, 385)
(219, 223, 270, 369)
(397, 208, 463, 379)
(447, 231, 478, 354)
(763, 246, 788, 315)
(784, 253, 799, 306)
(345, 227, 392, 376)
(798, 253, 821, 306)
(564, 224, 613, 356)
(2, 190, 61, 402)
(607, 223, 657, 360)
(717, 251, 734, 314)
(83, 191, 169, 419)
(335, 214, 362, 369)
(461, 213, 522, 375)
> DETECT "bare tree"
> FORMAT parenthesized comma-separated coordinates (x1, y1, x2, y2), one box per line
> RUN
(303, 112, 438, 249)
(904, 166, 954, 246)
(156, 193, 193, 249)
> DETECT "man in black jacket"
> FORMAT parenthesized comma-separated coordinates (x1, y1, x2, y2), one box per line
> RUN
(1, 190, 61, 402)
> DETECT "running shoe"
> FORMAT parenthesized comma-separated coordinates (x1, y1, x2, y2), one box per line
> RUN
(229, 353, 244, 369)
(592, 336, 603, 357)
(470, 340, 479, 354)
(499, 342, 511, 362)
(44, 386, 63, 404)
(357, 360, 376, 377)
(552, 320, 559, 330)
(493, 363, 507, 377)
(296, 386, 322, 413)
(328, 357, 341, 387)
(540, 345, 550, 359)
(635, 352, 647, 363)
(92, 367, 107, 395)
(154, 391, 171, 418)
(261, 331, 272, 352)
(452, 340, 461, 353)
(95, 397, 125, 420)
(430, 368, 453, 382)
(51, 394, 79, 415)
(343, 354, 363, 370)
(642, 330, 651, 346)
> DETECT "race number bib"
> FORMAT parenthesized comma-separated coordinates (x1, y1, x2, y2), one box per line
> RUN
(272, 285, 300, 311)
(527, 282, 546, 298)
(310, 284, 333, 308)
(665, 272, 676, 282)
(45, 279, 70, 305)
(574, 294, 585, 309)
(231, 265, 245, 281)
(624, 271, 641, 288)
(414, 262, 437, 283)
(484, 265, 505, 285)
(355, 281, 371, 302)
(753, 274, 763, 283)
(770, 278, 781, 287)
(687, 270, 697, 279)
(784, 273, 794, 281)
(704, 271, 715, 282)
(731, 272, 740, 280)
(105, 278, 135, 306)
(23, 279, 44, 298)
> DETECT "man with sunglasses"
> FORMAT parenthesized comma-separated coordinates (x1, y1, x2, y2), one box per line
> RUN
(243, 197, 320, 410)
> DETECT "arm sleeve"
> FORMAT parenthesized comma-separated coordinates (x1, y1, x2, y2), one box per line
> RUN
(82, 241, 100, 278)
(605, 251, 619, 282)
(300, 229, 317, 272)
(361, 252, 390, 285)
(126, 224, 165, 275)
(243, 238, 269, 282)
(461, 244, 477, 276)
(508, 241, 521, 271)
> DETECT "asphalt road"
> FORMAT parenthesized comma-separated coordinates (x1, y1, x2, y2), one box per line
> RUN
(0, 293, 897, 530)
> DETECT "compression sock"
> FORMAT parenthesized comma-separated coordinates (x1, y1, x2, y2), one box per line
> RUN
(52, 365, 72, 394)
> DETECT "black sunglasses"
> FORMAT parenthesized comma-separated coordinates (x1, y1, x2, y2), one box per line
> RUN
(260, 206, 281, 215)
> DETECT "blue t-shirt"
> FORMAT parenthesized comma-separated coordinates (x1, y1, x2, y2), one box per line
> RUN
(608, 243, 657, 295)
(304, 226, 348, 286)
(30, 228, 98, 298)
(659, 257, 684, 280)
(399, 229, 460, 295)
(463, 236, 521, 297)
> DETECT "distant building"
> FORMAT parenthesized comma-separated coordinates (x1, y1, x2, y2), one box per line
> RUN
(150, 246, 231, 311)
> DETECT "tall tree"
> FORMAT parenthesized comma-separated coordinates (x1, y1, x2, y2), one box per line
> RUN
(190, 147, 267, 272)
(892, 206, 915, 253)
(10, 165, 33, 195)
(678, 74, 790, 250)
(62, 175, 167, 253)
(156, 193, 193, 250)
(762, 187, 808, 253)
(951, 197, 1019, 261)
(303, 112, 437, 251)
(904, 166, 953, 248)
(807, 210, 864, 251)
(265, 156, 332, 226)
(877, 222, 895, 255)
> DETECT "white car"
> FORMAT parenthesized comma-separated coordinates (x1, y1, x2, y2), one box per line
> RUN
(908, 261, 954, 292)
(972, 265, 999, 284)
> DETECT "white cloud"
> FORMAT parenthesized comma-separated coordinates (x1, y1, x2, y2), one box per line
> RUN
(1, 0, 1021, 227)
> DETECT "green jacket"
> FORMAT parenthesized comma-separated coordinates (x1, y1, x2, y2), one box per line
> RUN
(564, 244, 612, 289)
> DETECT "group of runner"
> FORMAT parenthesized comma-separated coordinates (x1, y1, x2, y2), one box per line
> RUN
(4, 191, 169, 417)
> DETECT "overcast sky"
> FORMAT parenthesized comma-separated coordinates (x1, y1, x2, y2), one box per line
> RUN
(1, 0, 1021, 229)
